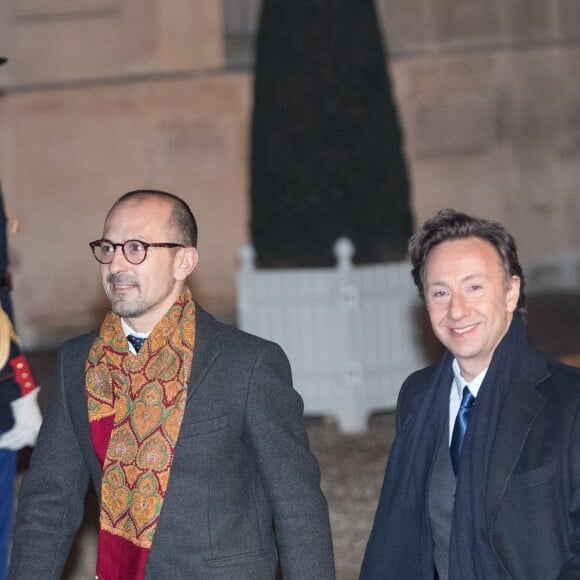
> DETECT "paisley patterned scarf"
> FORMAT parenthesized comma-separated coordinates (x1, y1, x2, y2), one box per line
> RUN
(86, 288, 195, 580)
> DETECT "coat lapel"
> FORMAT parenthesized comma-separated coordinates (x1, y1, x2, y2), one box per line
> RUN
(486, 346, 550, 528)
(185, 304, 221, 401)
(67, 333, 106, 486)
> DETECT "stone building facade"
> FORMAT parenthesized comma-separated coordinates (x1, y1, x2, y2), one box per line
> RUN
(0, 0, 578, 347)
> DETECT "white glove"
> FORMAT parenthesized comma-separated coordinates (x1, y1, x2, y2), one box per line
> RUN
(0, 387, 42, 450)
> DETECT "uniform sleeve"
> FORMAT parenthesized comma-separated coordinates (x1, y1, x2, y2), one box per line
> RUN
(243, 341, 335, 580)
(0, 343, 27, 407)
(8, 344, 90, 580)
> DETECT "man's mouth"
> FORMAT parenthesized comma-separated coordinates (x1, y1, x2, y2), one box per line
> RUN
(108, 275, 138, 293)
(449, 323, 478, 337)
(112, 283, 135, 292)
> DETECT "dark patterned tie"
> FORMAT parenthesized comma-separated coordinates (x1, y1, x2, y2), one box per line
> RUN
(450, 386, 475, 475)
(127, 334, 146, 353)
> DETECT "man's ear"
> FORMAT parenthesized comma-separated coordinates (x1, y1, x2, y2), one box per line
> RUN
(506, 275, 521, 313)
(175, 247, 198, 280)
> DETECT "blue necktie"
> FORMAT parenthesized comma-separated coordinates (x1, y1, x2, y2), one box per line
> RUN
(127, 334, 146, 353)
(450, 386, 475, 475)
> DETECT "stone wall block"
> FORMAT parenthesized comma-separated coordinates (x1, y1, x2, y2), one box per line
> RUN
(0, 0, 223, 88)
(400, 57, 497, 158)
(508, 149, 570, 260)
(377, 0, 436, 54)
(412, 95, 496, 157)
(402, 56, 495, 101)
(558, 47, 580, 155)
(557, 0, 580, 40)
(561, 160, 580, 248)
(431, 0, 500, 46)
(497, 52, 566, 144)
(15, 0, 119, 18)
(502, 0, 553, 42)
(411, 150, 513, 225)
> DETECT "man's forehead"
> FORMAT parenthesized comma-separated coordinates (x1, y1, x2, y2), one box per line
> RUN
(107, 197, 171, 219)
(425, 238, 503, 277)
(104, 198, 172, 234)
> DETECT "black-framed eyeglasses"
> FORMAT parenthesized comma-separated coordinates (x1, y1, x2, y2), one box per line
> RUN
(89, 239, 185, 265)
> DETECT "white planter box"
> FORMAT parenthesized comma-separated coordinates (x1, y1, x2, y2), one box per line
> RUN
(237, 239, 430, 432)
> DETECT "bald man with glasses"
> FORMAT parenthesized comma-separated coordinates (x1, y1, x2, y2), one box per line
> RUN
(9, 190, 335, 580)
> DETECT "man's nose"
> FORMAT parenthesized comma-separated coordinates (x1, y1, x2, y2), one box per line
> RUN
(448, 292, 468, 319)
(107, 246, 129, 273)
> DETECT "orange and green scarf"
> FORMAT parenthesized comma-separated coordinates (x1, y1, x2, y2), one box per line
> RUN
(86, 288, 195, 580)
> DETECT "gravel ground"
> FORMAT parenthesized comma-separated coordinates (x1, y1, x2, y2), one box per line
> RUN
(307, 414, 395, 579)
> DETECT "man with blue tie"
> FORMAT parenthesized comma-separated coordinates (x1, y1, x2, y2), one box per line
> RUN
(361, 208, 580, 579)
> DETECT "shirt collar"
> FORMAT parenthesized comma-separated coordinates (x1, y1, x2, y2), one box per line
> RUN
(121, 317, 152, 339)
(452, 358, 488, 400)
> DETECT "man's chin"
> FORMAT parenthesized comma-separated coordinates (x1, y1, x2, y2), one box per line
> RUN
(111, 301, 144, 319)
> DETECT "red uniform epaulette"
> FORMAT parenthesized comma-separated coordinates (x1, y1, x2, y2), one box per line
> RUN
(10, 353, 37, 396)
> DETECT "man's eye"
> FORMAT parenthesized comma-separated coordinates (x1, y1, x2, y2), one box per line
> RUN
(432, 290, 447, 298)
(101, 245, 114, 254)
(127, 242, 145, 253)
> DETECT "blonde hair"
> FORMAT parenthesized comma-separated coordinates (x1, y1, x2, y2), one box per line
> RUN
(0, 305, 20, 369)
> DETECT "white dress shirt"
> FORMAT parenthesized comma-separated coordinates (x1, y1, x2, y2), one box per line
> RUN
(121, 318, 152, 355)
(449, 359, 488, 444)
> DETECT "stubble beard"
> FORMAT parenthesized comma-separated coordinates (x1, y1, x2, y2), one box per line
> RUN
(109, 296, 150, 319)
(105, 274, 149, 319)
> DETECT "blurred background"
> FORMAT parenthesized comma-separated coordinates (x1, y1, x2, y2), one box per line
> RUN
(2, 1, 580, 578)
(0, 0, 579, 347)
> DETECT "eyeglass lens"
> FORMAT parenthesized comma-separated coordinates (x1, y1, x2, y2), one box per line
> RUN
(94, 240, 147, 265)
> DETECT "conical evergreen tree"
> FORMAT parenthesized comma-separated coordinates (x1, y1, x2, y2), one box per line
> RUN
(251, 0, 413, 267)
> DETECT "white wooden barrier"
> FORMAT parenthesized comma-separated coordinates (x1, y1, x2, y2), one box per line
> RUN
(236, 238, 431, 432)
